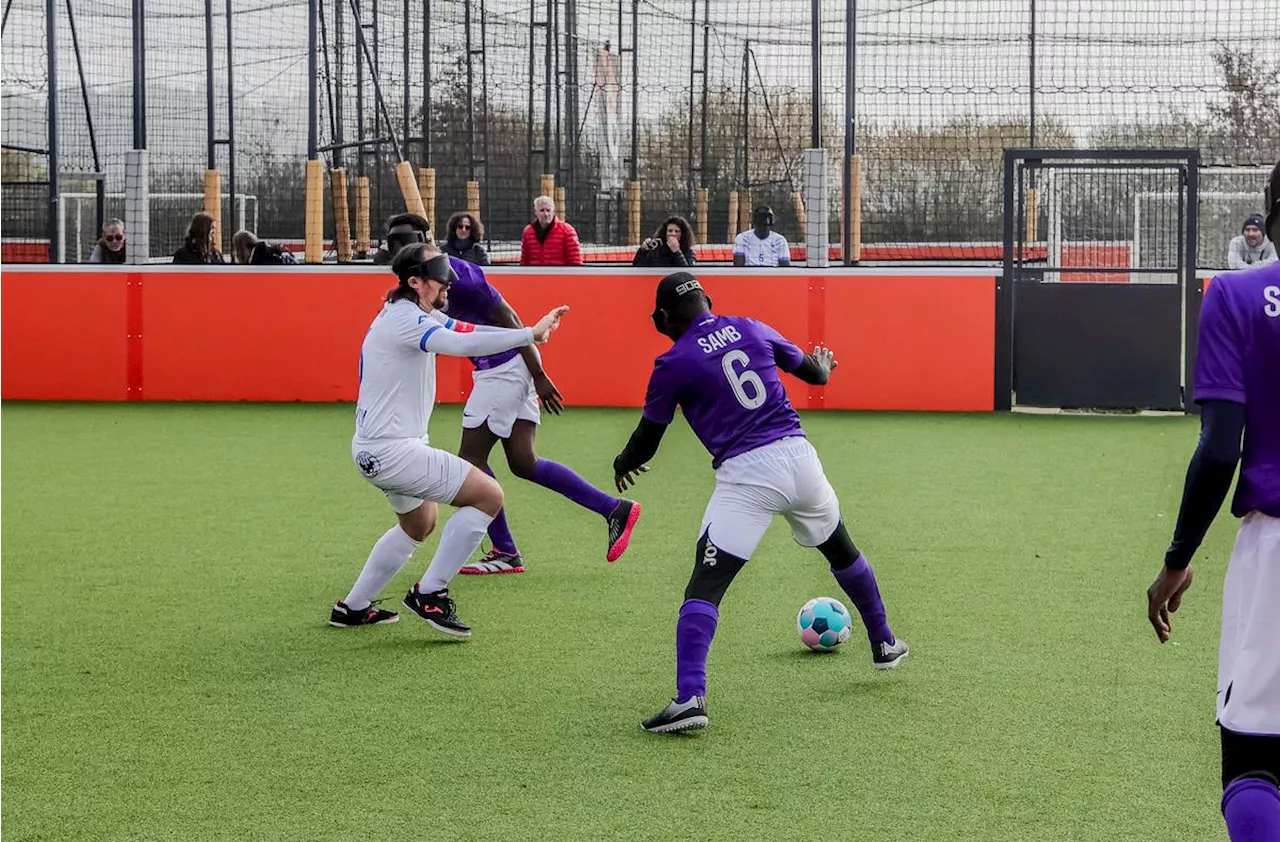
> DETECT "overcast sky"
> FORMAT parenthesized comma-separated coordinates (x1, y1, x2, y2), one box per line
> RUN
(3, 0, 1276, 164)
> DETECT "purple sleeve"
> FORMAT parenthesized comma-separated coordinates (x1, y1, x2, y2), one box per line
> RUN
(1195, 279, 1246, 404)
(457, 261, 503, 317)
(754, 319, 806, 372)
(641, 358, 680, 424)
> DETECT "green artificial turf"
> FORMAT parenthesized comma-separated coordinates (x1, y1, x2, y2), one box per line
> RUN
(1, 403, 1236, 841)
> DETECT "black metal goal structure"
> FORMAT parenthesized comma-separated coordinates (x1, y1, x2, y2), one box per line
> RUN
(998, 148, 1200, 412)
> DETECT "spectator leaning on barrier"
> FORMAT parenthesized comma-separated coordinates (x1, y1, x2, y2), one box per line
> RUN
(632, 216, 697, 268)
(173, 212, 224, 265)
(520, 195, 584, 266)
(442, 212, 491, 266)
(1226, 213, 1277, 269)
(371, 213, 433, 266)
(232, 229, 297, 265)
(733, 205, 790, 268)
(89, 218, 127, 264)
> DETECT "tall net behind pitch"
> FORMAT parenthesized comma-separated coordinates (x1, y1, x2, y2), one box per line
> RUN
(2, 1, 52, 258)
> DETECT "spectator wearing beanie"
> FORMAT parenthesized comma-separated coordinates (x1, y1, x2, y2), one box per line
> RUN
(1226, 213, 1277, 268)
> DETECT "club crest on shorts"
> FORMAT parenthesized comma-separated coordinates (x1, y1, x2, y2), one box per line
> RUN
(355, 450, 381, 477)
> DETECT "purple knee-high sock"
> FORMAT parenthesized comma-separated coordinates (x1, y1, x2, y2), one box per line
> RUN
(831, 553, 894, 645)
(531, 459, 620, 518)
(481, 466, 519, 554)
(675, 599, 719, 702)
(1223, 777, 1280, 842)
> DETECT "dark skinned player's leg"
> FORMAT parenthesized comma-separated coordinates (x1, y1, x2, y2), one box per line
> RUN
(457, 424, 520, 556)
(502, 420, 641, 562)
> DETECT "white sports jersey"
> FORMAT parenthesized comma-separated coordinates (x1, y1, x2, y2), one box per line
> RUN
(733, 230, 790, 267)
(354, 299, 535, 440)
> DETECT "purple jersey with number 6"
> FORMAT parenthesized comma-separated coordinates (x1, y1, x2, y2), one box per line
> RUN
(441, 256, 520, 371)
(642, 314, 807, 468)
(1196, 262, 1280, 518)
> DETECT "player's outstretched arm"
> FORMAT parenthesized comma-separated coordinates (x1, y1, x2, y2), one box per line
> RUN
(1147, 398, 1245, 642)
(612, 418, 667, 492)
(788, 345, 839, 385)
(488, 298, 564, 414)
(531, 305, 570, 344)
(420, 321, 536, 358)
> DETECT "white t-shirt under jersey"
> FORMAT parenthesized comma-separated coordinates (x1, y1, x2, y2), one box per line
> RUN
(354, 299, 534, 441)
(733, 230, 790, 267)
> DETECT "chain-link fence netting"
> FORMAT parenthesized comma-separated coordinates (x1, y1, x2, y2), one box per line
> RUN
(3, 0, 1277, 263)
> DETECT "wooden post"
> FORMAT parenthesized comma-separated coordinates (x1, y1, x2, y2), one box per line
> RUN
(1025, 187, 1038, 242)
(695, 187, 709, 246)
(792, 191, 807, 241)
(555, 186, 567, 223)
(727, 190, 739, 243)
(540, 173, 555, 200)
(304, 159, 324, 264)
(846, 154, 862, 263)
(355, 176, 371, 254)
(395, 160, 426, 218)
(627, 181, 642, 246)
(419, 167, 436, 237)
(204, 169, 223, 252)
(466, 181, 481, 221)
(330, 167, 352, 263)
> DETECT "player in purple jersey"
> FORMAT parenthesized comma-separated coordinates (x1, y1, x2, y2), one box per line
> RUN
(611, 272, 909, 733)
(377, 214, 641, 571)
(1147, 161, 1280, 841)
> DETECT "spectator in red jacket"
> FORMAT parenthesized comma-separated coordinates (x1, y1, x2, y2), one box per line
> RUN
(519, 195, 584, 266)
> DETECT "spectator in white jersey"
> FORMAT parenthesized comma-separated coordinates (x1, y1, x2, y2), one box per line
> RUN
(329, 243, 570, 637)
(733, 205, 790, 267)
(1226, 213, 1277, 269)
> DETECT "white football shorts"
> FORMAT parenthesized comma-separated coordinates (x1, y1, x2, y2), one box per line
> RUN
(699, 436, 841, 560)
(351, 436, 471, 514)
(1217, 511, 1280, 736)
(461, 356, 540, 439)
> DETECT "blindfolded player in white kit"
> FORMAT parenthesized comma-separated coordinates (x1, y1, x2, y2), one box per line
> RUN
(329, 244, 569, 637)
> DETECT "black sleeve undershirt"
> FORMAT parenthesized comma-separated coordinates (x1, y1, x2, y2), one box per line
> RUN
(1164, 398, 1246, 570)
(789, 353, 831, 386)
(613, 418, 668, 475)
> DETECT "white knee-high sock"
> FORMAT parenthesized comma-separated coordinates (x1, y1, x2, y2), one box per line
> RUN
(418, 507, 495, 593)
(344, 524, 421, 609)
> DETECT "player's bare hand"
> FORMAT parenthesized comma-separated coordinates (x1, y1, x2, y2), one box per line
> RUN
(534, 372, 564, 415)
(813, 345, 838, 373)
(532, 305, 570, 344)
(1146, 564, 1193, 643)
(615, 465, 648, 492)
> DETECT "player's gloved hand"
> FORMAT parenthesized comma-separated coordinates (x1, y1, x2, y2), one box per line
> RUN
(813, 345, 838, 375)
(1146, 564, 1193, 643)
(614, 464, 648, 493)
(532, 305, 570, 344)
(534, 372, 564, 415)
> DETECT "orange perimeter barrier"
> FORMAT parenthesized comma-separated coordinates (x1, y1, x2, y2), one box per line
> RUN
(2, 267, 995, 411)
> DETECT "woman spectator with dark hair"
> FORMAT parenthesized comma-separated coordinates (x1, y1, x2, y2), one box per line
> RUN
(632, 215, 696, 267)
(89, 218, 127, 264)
(232, 229, 297, 265)
(172, 211, 224, 264)
(441, 212, 491, 266)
